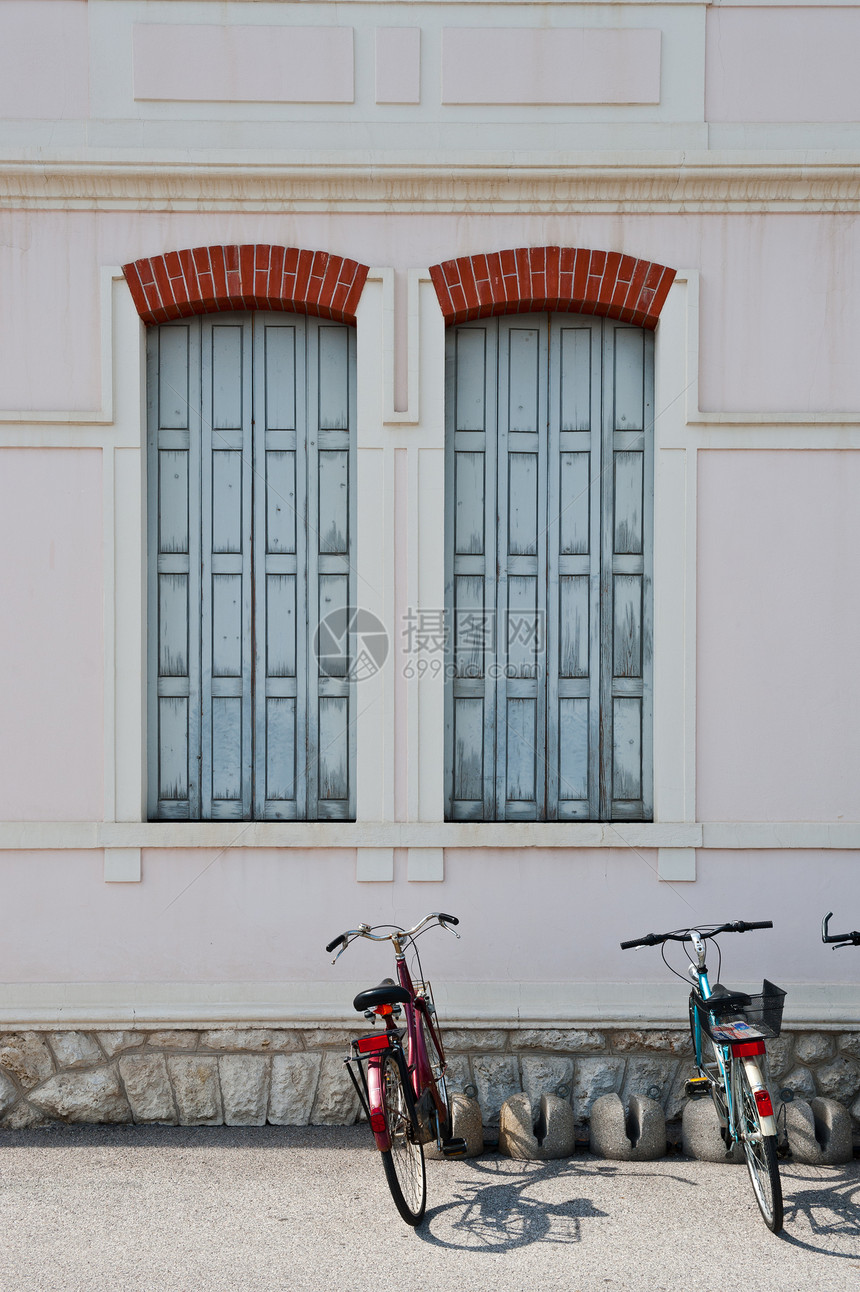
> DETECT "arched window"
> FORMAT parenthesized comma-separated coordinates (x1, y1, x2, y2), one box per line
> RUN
(445, 312, 653, 821)
(146, 312, 356, 820)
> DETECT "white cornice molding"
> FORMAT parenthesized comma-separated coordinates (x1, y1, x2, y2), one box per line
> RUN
(3, 157, 860, 212)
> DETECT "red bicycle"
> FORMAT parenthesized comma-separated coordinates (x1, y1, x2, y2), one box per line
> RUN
(326, 912, 467, 1225)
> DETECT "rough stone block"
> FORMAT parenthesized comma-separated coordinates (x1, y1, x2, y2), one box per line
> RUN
(681, 1098, 742, 1164)
(97, 1032, 145, 1058)
(201, 1028, 302, 1053)
(30, 1068, 132, 1124)
(610, 1030, 693, 1057)
(794, 1033, 835, 1065)
(784, 1098, 853, 1165)
(1, 1101, 50, 1129)
(589, 1093, 665, 1161)
(0, 1033, 55, 1090)
(780, 1065, 817, 1101)
(764, 1036, 794, 1080)
(167, 1056, 222, 1125)
(521, 1056, 574, 1115)
(572, 1057, 624, 1125)
(443, 1053, 472, 1093)
(0, 1070, 18, 1115)
(814, 1056, 860, 1104)
(621, 1057, 677, 1110)
(851, 1093, 860, 1124)
(145, 1031, 200, 1050)
(515, 1029, 605, 1053)
(426, 1092, 484, 1159)
(119, 1053, 177, 1123)
(442, 1029, 507, 1053)
(219, 1055, 269, 1126)
(298, 1028, 355, 1049)
(268, 1054, 321, 1125)
(499, 1092, 575, 1160)
(839, 1032, 860, 1058)
(310, 1052, 361, 1125)
(48, 1032, 103, 1071)
(665, 1062, 698, 1121)
(471, 1055, 521, 1129)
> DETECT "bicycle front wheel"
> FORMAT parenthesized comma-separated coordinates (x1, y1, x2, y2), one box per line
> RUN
(379, 1052, 427, 1226)
(737, 1063, 783, 1233)
(418, 1010, 450, 1141)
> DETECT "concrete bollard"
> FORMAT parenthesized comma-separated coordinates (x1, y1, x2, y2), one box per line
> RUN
(497, 1091, 575, 1160)
(589, 1093, 666, 1161)
(783, 1097, 853, 1165)
(681, 1098, 743, 1163)
(426, 1091, 484, 1159)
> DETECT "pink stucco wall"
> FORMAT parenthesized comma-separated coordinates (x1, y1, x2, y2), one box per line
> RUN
(0, 450, 104, 821)
(697, 450, 860, 823)
(0, 1, 89, 120)
(0, 846, 852, 991)
(3, 211, 859, 415)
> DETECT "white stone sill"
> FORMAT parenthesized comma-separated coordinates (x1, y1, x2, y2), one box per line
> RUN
(4, 821, 860, 850)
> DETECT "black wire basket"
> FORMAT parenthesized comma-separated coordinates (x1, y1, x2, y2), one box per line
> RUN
(693, 979, 786, 1043)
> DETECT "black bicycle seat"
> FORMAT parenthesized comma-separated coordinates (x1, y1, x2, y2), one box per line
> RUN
(353, 978, 411, 1013)
(706, 983, 753, 1014)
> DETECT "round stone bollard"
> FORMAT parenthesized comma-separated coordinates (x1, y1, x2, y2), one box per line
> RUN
(426, 1092, 484, 1159)
(783, 1097, 853, 1165)
(588, 1093, 666, 1161)
(497, 1091, 575, 1160)
(681, 1097, 743, 1163)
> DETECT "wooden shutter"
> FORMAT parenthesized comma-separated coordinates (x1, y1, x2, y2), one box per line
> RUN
(148, 322, 202, 819)
(148, 313, 355, 821)
(445, 313, 652, 822)
(601, 323, 653, 820)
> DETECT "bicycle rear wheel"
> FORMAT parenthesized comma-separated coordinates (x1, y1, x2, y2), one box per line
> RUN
(418, 1010, 450, 1141)
(737, 1064, 783, 1233)
(379, 1052, 427, 1226)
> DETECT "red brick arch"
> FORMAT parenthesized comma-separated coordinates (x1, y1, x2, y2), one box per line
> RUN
(429, 247, 676, 329)
(122, 245, 370, 326)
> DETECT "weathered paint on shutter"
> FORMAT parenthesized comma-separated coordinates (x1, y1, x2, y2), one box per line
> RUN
(147, 322, 202, 818)
(601, 322, 654, 820)
(148, 312, 355, 822)
(253, 316, 305, 819)
(199, 319, 254, 819)
(305, 320, 356, 820)
(547, 316, 603, 819)
(445, 313, 652, 822)
(495, 319, 548, 820)
(445, 322, 498, 820)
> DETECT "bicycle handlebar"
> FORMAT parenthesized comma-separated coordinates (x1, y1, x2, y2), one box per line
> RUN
(326, 912, 460, 961)
(620, 920, 773, 951)
(821, 912, 860, 947)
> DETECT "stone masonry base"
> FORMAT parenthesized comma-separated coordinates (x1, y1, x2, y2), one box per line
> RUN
(1, 1027, 859, 1133)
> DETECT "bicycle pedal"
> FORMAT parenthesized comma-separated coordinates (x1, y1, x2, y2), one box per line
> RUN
(439, 1137, 468, 1158)
(684, 1077, 711, 1100)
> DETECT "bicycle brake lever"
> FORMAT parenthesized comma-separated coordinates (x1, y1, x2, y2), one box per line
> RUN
(441, 922, 461, 940)
(331, 939, 351, 965)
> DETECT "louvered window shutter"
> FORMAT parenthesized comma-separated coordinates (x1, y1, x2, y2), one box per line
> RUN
(445, 314, 652, 822)
(148, 314, 355, 821)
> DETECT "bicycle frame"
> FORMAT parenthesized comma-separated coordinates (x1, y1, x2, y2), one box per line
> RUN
(689, 936, 776, 1144)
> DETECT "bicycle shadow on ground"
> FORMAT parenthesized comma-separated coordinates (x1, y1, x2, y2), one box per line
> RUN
(419, 1155, 695, 1252)
(778, 1164, 860, 1258)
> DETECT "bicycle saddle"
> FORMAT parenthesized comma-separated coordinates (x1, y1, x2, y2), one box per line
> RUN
(353, 978, 411, 1012)
(706, 983, 753, 1014)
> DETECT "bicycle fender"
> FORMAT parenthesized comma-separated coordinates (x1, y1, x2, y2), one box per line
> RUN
(742, 1058, 776, 1137)
(366, 1056, 392, 1153)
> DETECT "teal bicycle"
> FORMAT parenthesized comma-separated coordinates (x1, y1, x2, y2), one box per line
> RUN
(622, 920, 786, 1233)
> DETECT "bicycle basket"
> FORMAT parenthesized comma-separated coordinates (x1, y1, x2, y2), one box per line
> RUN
(693, 980, 786, 1043)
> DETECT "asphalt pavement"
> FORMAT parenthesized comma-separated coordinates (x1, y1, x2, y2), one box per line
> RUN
(0, 1125, 858, 1291)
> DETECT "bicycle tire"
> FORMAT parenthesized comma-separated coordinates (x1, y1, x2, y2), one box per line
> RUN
(418, 1009, 450, 1141)
(736, 1062, 783, 1233)
(379, 1051, 427, 1226)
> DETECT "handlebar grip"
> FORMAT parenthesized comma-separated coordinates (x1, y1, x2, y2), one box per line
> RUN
(738, 920, 773, 931)
(325, 933, 348, 954)
(620, 934, 659, 950)
(438, 913, 459, 926)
